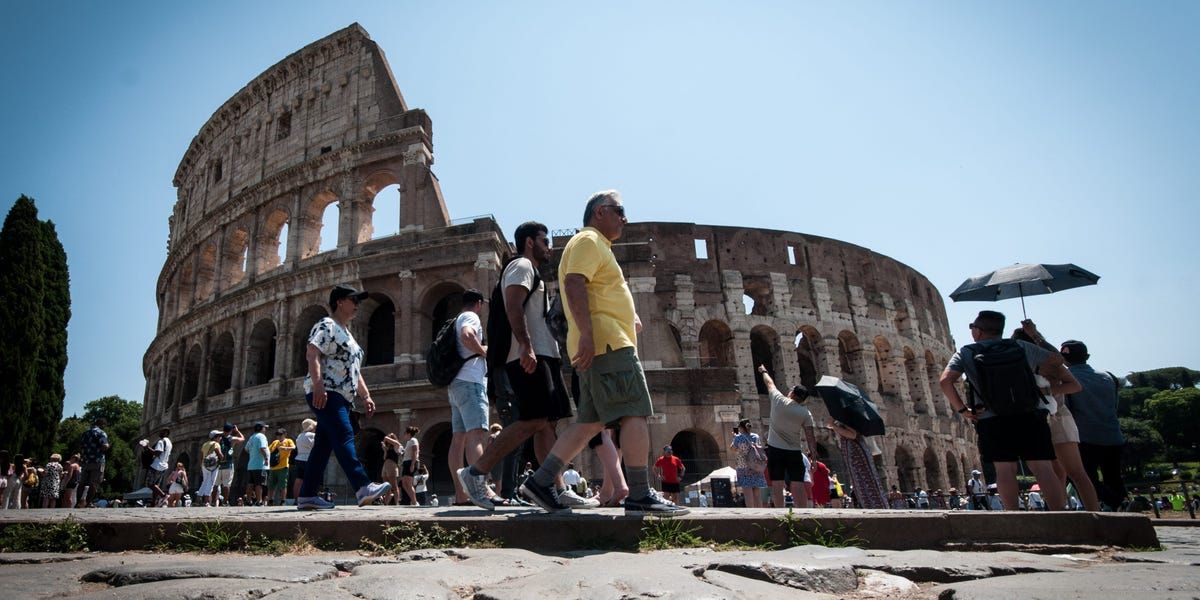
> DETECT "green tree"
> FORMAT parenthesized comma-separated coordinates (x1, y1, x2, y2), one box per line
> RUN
(0, 196, 46, 455)
(28, 219, 70, 458)
(80, 395, 143, 494)
(1142, 388, 1200, 461)
(52, 416, 89, 459)
(1127, 367, 1200, 390)
(1119, 417, 1165, 472)
(1118, 387, 1160, 418)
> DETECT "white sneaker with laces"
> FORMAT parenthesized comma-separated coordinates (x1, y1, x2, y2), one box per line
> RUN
(457, 467, 495, 510)
(557, 487, 600, 509)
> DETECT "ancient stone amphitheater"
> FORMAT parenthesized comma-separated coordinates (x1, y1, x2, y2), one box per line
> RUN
(143, 24, 975, 501)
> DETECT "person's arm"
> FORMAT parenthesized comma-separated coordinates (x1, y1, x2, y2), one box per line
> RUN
(459, 318, 487, 358)
(756, 364, 779, 394)
(677, 459, 685, 479)
(563, 273, 595, 371)
(1040, 354, 1082, 396)
(231, 426, 245, 444)
(357, 373, 375, 418)
(939, 368, 977, 421)
(805, 423, 818, 457)
(307, 342, 327, 409)
(504, 282, 538, 374)
(828, 420, 859, 441)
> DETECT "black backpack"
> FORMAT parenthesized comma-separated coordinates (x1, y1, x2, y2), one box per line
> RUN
(485, 258, 542, 375)
(426, 317, 469, 387)
(965, 340, 1044, 416)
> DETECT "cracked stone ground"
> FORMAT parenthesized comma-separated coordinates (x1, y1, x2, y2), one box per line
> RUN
(1, 527, 1197, 599)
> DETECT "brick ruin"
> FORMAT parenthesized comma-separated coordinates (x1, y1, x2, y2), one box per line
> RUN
(144, 24, 976, 500)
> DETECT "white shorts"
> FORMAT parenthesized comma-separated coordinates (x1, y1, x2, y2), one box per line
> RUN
(168, 482, 186, 495)
(217, 468, 234, 487)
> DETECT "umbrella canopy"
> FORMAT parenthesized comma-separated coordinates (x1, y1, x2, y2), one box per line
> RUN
(686, 466, 738, 487)
(950, 263, 1099, 317)
(814, 376, 886, 437)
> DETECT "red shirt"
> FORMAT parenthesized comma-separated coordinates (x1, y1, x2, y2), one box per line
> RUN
(810, 461, 831, 506)
(655, 455, 684, 484)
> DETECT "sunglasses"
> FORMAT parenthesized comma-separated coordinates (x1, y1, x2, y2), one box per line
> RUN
(968, 323, 980, 330)
(601, 204, 626, 217)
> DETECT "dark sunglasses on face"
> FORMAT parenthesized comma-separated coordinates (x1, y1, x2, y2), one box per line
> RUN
(968, 323, 979, 330)
(602, 204, 626, 217)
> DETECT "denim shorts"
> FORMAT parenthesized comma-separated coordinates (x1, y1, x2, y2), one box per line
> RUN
(448, 380, 489, 433)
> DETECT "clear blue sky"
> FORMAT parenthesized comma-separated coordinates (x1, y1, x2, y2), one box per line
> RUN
(2, 1, 1197, 418)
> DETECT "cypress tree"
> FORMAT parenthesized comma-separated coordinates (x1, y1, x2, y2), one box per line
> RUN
(29, 219, 70, 458)
(0, 196, 46, 454)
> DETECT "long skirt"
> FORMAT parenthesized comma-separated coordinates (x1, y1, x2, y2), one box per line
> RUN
(838, 435, 888, 509)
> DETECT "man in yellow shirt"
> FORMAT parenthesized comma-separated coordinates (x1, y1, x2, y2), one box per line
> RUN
(267, 427, 296, 506)
(519, 190, 687, 517)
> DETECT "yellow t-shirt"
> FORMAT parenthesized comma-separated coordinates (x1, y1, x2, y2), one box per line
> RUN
(268, 438, 295, 470)
(559, 227, 637, 357)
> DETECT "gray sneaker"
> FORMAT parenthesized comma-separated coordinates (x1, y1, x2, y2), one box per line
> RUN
(624, 489, 689, 517)
(557, 488, 600, 509)
(456, 467, 495, 511)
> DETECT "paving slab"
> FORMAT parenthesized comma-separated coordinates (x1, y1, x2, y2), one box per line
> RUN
(933, 563, 1200, 599)
(843, 549, 1084, 583)
(0, 552, 95, 564)
(80, 556, 340, 586)
(74, 577, 294, 600)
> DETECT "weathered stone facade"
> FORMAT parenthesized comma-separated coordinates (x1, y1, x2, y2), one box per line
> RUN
(144, 24, 975, 500)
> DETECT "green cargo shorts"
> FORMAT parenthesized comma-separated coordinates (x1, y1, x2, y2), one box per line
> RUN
(576, 346, 654, 424)
(267, 467, 289, 490)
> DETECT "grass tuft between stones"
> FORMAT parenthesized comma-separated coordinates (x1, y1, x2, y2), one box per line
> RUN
(637, 509, 866, 552)
(153, 521, 339, 555)
(0, 517, 90, 553)
(359, 521, 501, 555)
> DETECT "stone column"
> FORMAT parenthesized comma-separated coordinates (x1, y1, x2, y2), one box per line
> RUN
(273, 297, 291, 386)
(229, 313, 246, 404)
(244, 217, 261, 285)
(396, 270, 415, 372)
(674, 275, 699, 368)
(287, 191, 304, 265)
(627, 276, 657, 363)
(821, 337, 843, 379)
(196, 331, 212, 414)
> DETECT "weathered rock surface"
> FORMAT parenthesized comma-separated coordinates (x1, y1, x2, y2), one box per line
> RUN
(75, 577, 293, 600)
(933, 563, 1200, 599)
(81, 557, 340, 586)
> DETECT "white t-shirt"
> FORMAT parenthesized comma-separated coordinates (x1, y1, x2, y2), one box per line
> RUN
(403, 438, 419, 462)
(152, 437, 172, 472)
(294, 431, 316, 461)
(698, 494, 709, 507)
(501, 258, 559, 362)
(766, 390, 815, 451)
(562, 468, 582, 487)
(415, 473, 428, 493)
(454, 311, 486, 383)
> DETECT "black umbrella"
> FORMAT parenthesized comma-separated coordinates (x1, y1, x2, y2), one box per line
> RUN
(949, 263, 1100, 318)
(814, 376, 886, 437)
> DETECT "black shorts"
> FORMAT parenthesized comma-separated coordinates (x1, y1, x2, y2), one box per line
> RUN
(505, 357, 573, 422)
(975, 411, 1056, 463)
(246, 470, 267, 486)
(401, 460, 418, 478)
(662, 482, 681, 493)
(767, 445, 808, 482)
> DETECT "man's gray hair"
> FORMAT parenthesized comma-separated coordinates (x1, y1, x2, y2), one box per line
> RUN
(582, 189, 621, 227)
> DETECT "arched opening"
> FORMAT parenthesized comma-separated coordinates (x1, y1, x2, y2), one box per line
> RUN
(873, 336, 896, 397)
(259, 208, 290, 273)
(894, 445, 918, 493)
(838, 331, 864, 388)
(923, 447, 942, 491)
(664, 322, 684, 366)
(181, 344, 202, 404)
(318, 202, 340, 254)
(750, 325, 781, 394)
(177, 260, 195, 313)
(207, 331, 235, 395)
(177, 451, 191, 473)
(669, 429, 721, 487)
(364, 294, 396, 366)
(904, 347, 928, 414)
(293, 305, 330, 377)
(357, 427, 387, 484)
(300, 191, 339, 259)
(743, 277, 772, 316)
(925, 350, 945, 414)
(424, 423, 455, 499)
(794, 325, 822, 388)
(421, 282, 466, 345)
(164, 355, 179, 415)
(245, 319, 277, 386)
(945, 451, 961, 491)
(196, 244, 217, 300)
(370, 183, 401, 240)
(698, 320, 734, 368)
(221, 227, 250, 289)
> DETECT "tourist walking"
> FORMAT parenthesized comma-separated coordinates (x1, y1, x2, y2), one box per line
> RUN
(244, 421, 270, 506)
(654, 446, 686, 504)
(459, 221, 595, 510)
(0, 451, 13, 510)
(267, 427, 295, 506)
(939, 310, 1071, 512)
(519, 190, 686, 516)
(165, 461, 188, 507)
(401, 426, 420, 506)
(147, 427, 172, 507)
(214, 423, 244, 507)
(414, 464, 430, 506)
(291, 419, 316, 504)
(38, 454, 63, 508)
(810, 459, 831, 508)
(827, 420, 888, 509)
(447, 288, 489, 505)
(756, 365, 817, 509)
(1061, 339, 1128, 510)
(731, 420, 768, 508)
(966, 470, 988, 510)
(198, 430, 223, 506)
(297, 284, 390, 510)
(59, 454, 80, 508)
(78, 418, 110, 508)
(381, 432, 402, 505)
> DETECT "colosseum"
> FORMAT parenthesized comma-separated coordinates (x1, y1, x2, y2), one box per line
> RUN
(143, 23, 976, 502)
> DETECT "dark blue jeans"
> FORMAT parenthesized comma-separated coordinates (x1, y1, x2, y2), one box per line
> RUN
(300, 391, 370, 497)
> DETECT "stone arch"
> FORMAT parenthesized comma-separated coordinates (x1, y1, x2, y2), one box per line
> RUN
(960, 454, 973, 486)
(698, 319, 734, 368)
(195, 243, 217, 301)
(669, 429, 721, 487)
(293, 305, 330, 377)
(363, 170, 402, 242)
(903, 347, 929, 414)
(423, 422, 454, 498)
(176, 451, 191, 473)
(837, 331, 865, 388)
(177, 259, 195, 313)
(794, 325, 823, 387)
(750, 324, 781, 394)
(357, 427, 387, 484)
(300, 189, 340, 259)
(894, 444, 918, 493)
(181, 343, 203, 404)
(245, 318, 277, 386)
(363, 293, 396, 366)
(221, 226, 251, 289)
(742, 276, 772, 316)
(925, 349, 946, 415)
(419, 281, 466, 345)
(164, 354, 180, 415)
(207, 331, 235, 395)
(258, 207, 290, 273)
(923, 446, 942, 491)
(945, 450, 961, 491)
(873, 335, 898, 396)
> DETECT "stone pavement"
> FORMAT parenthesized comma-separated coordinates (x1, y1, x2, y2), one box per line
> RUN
(0, 526, 1196, 599)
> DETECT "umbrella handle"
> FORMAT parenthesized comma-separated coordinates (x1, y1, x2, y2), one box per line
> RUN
(1020, 283, 1027, 319)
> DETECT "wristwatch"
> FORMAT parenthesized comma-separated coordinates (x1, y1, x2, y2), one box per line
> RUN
(957, 406, 970, 414)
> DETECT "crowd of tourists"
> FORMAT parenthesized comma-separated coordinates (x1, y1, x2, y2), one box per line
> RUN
(0, 191, 1166, 516)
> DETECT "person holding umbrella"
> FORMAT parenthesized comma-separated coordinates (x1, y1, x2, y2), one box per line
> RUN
(938, 310, 1075, 512)
(757, 365, 817, 509)
(826, 420, 888, 509)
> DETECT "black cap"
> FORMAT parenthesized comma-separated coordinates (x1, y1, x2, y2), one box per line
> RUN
(330, 284, 368, 306)
(463, 289, 485, 305)
(1060, 340, 1089, 362)
(223, 422, 234, 431)
(253, 421, 269, 431)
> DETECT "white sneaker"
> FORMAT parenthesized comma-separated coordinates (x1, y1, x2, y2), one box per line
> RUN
(457, 467, 495, 511)
(356, 482, 391, 506)
(558, 488, 600, 509)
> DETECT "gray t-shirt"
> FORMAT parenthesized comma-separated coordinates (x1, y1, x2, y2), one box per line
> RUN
(1066, 364, 1124, 445)
(767, 389, 815, 451)
(946, 338, 1053, 419)
(502, 258, 559, 363)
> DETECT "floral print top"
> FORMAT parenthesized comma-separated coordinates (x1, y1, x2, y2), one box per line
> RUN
(303, 317, 364, 406)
